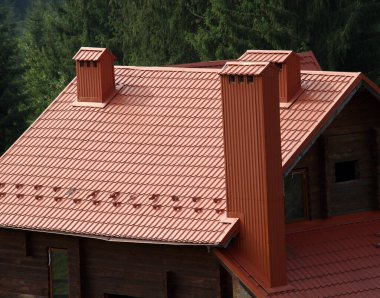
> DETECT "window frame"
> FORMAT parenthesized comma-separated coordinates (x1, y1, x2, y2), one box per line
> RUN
(334, 160, 359, 183)
(48, 247, 70, 298)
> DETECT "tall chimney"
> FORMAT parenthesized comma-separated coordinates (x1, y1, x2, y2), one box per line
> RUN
(73, 47, 116, 107)
(239, 50, 301, 106)
(220, 62, 287, 288)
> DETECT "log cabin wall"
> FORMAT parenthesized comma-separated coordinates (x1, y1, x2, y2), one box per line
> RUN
(0, 229, 81, 298)
(0, 228, 231, 298)
(292, 89, 380, 219)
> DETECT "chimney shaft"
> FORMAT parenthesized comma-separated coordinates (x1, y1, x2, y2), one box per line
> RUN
(239, 50, 302, 105)
(220, 62, 287, 288)
(73, 47, 116, 107)
(277, 53, 301, 104)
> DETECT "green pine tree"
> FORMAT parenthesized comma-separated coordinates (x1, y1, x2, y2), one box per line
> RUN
(109, 0, 202, 65)
(188, 0, 299, 61)
(0, 3, 27, 153)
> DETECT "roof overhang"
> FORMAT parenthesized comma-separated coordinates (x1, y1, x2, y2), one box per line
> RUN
(0, 217, 239, 247)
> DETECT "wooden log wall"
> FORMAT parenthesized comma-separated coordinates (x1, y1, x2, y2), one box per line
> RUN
(0, 229, 81, 298)
(374, 127, 380, 209)
(0, 228, 231, 298)
(292, 89, 380, 218)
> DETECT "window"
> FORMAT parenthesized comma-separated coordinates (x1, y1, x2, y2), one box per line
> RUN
(335, 160, 359, 182)
(238, 75, 244, 83)
(247, 76, 254, 84)
(49, 248, 69, 298)
(275, 63, 283, 70)
(79, 61, 84, 67)
(86, 61, 91, 67)
(229, 75, 235, 84)
(284, 169, 309, 222)
(93, 61, 97, 67)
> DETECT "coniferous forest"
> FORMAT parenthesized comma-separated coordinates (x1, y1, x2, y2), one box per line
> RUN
(0, 0, 380, 154)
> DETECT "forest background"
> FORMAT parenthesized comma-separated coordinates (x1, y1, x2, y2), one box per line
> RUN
(0, 0, 379, 153)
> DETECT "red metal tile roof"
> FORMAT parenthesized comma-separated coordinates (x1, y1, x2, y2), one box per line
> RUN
(216, 213, 380, 297)
(0, 62, 376, 245)
(274, 215, 380, 297)
(297, 51, 322, 71)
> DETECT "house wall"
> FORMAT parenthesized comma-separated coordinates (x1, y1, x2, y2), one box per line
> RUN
(292, 89, 380, 218)
(0, 228, 232, 298)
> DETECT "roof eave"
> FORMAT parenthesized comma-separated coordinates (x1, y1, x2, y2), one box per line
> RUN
(0, 224, 238, 247)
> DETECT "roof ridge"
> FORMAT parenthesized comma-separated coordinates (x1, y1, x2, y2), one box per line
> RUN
(301, 70, 361, 76)
(115, 65, 221, 73)
(224, 61, 270, 66)
(245, 49, 292, 54)
(79, 47, 106, 51)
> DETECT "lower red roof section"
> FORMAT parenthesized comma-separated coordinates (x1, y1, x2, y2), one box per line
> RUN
(217, 211, 380, 297)
(282, 212, 380, 297)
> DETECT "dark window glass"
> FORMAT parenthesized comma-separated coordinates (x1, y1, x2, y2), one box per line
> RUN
(335, 160, 359, 182)
(238, 75, 244, 83)
(79, 61, 84, 67)
(49, 249, 69, 298)
(86, 61, 91, 67)
(93, 61, 97, 67)
(229, 75, 235, 84)
(275, 63, 282, 70)
(284, 170, 308, 222)
(247, 76, 254, 84)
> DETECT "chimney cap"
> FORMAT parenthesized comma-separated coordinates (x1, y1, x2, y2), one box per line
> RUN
(219, 61, 275, 76)
(73, 47, 116, 62)
(238, 50, 298, 63)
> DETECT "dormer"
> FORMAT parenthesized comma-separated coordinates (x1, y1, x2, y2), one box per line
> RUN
(73, 47, 117, 108)
(239, 50, 302, 107)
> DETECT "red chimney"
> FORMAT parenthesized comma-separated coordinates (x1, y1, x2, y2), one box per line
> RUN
(239, 50, 302, 106)
(220, 62, 287, 288)
(73, 47, 117, 107)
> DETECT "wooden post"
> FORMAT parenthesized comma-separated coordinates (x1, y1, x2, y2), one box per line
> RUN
(320, 136, 330, 218)
(372, 127, 380, 209)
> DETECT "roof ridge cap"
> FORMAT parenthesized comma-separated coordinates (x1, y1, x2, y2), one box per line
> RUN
(224, 61, 270, 66)
(301, 70, 360, 76)
(115, 65, 221, 73)
(245, 49, 293, 54)
(79, 47, 106, 51)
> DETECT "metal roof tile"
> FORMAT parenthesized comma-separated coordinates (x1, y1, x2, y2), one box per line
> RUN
(0, 63, 370, 246)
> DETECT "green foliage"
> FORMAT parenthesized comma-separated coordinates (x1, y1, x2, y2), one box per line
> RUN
(21, 1, 68, 121)
(0, 3, 27, 153)
(188, 0, 299, 61)
(109, 0, 201, 65)
(287, 0, 380, 84)
(21, 0, 114, 122)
